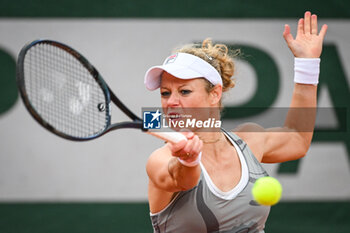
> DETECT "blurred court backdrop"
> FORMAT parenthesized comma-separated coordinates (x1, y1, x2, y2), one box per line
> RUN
(0, 0, 349, 232)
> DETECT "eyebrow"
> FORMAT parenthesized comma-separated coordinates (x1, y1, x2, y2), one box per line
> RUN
(179, 84, 190, 88)
(160, 83, 190, 90)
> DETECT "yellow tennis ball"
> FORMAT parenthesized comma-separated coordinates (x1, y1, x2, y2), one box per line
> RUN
(252, 176, 282, 206)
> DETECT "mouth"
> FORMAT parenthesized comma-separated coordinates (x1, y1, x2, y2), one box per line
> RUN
(168, 112, 182, 120)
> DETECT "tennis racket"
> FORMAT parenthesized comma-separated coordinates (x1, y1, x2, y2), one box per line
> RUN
(16, 39, 186, 143)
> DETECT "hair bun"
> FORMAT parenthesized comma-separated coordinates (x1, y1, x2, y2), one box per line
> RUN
(201, 38, 236, 92)
(174, 38, 237, 92)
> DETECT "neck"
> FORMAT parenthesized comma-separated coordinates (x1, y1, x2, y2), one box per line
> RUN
(197, 131, 224, 144)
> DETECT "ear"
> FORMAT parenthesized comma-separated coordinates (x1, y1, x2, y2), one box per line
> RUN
(209, 85, 222, 106)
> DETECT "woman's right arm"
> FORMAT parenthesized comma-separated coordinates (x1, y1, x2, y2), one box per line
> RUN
(146, 133, 202, 192)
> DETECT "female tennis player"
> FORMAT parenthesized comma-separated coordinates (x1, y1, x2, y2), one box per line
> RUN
(144, 11, 327, 233)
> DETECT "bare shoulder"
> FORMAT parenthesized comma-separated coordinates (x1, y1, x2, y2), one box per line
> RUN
(233, 122, 265, 133)
(146, 145, 171, 173)
(232, 122, 266, 162)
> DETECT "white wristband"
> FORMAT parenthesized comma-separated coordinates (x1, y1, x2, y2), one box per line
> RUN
(294, 58, 320, 85)
(177, 152, 202, 167)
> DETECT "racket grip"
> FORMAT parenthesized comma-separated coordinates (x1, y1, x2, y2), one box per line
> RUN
(147, 131, 187, 144)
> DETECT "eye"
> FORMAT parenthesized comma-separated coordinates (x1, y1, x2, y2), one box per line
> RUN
(180, 89, 192, 95)
(161, 91, 171, 97)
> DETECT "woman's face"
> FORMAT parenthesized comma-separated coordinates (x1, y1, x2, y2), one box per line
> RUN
(160, 72, 222, 129)
(160, 72, 211, 109)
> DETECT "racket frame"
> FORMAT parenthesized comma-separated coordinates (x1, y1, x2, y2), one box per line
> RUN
(17, 39, 144, 141)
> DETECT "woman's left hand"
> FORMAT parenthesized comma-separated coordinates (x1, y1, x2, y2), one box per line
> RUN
(283, 11, 328, 58)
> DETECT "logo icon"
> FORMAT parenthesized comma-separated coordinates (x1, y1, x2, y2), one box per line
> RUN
(164, 53, 178, 64)
(143, 109, 162, 129)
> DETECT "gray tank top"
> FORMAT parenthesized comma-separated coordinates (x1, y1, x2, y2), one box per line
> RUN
(150, 129, 270, 233)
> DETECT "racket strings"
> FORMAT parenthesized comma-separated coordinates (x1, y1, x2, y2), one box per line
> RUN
(23, 43, 108, 138)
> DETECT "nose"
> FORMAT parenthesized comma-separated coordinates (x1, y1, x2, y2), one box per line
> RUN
(167, 92, 180, 107)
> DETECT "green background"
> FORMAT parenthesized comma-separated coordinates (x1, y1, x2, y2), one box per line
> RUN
(0, 0, 349, 18)
(1, 202, 350, 233)
(0, 0, 349, 232)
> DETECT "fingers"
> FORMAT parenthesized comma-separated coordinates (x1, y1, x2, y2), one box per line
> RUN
(311, 14, 318, 35)
(304, 11, 328, 39)
(283, 24, 294, 44)
(319, 24, 328, 40)
(169, 134, 203, 160)
(168, 131, 195, 153)
(304, 11, 311, 34)
(284, 11, 325, 40)
(285, 11, 327, 58)
(182, 135, 202, 158)
(297, 12, 327, 38)
(181, 131, 194, 140)
(168, 139, 187, 153)
(296, 18, 304, 37)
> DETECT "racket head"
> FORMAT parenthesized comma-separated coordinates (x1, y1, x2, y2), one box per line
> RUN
(17, 39, 112, 141)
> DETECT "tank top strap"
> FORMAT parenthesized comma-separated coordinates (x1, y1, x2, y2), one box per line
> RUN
(221, 128, 247, 151)
(221, 128, 269, 182)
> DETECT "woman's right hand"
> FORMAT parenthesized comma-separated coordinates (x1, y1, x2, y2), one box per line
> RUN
(167, 132, 203, 163)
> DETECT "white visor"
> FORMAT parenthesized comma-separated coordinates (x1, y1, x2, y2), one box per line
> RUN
(144, 53, 222, 91)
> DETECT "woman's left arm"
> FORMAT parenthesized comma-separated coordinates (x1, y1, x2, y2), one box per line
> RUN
(261, 11, 328, 163)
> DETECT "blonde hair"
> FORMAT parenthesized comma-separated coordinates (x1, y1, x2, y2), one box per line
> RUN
(173, 38, 238, 93)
